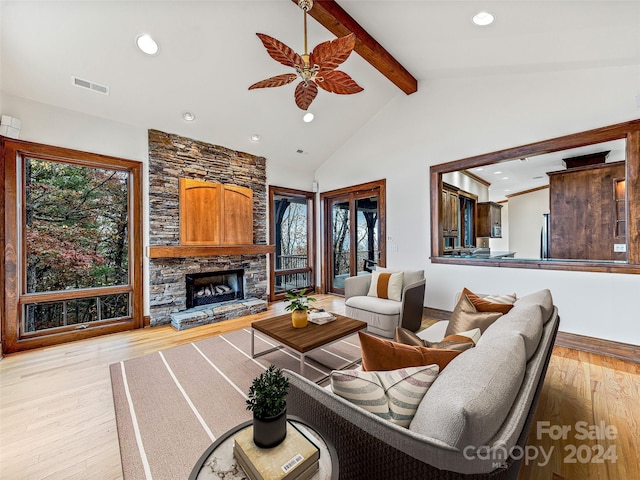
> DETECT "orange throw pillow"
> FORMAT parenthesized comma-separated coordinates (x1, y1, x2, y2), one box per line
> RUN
(359, 331, 461, 372)
(462, 287, 515, 314)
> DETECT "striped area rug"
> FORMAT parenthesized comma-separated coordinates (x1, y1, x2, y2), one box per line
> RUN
(109, 327, 361, 480)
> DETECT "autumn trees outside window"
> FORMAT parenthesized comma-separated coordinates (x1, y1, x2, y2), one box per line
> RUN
(24, 158, 131, 331)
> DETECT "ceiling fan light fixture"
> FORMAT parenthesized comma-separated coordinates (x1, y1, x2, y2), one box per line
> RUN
(248, 0, 362, 110)
(303, 112, 314, 123)
(472, 12, 495, 26)
(136, 34, 159, 55)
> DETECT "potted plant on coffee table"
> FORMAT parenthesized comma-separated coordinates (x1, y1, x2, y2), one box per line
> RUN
(246, 365, 290, 448)
(284, 288, 316, 328)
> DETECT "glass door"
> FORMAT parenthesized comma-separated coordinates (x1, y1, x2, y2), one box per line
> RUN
(330, 197, 351, 293)
(269, 187, 315, 300)
(322, 180, 386, 295)
(355, 195, 380, 275)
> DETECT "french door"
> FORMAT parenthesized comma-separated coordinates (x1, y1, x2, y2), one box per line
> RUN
(322, 180, 386, 295)
(268, 186, 315, 300)
(1, 138, 143, 354)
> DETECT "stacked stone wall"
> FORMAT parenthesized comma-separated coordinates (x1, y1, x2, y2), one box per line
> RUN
(148, 130, 268, 326)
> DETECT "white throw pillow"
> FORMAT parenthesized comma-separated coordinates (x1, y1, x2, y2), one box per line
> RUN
(330, 365, 439, 427)
(367, 270, 404, 302)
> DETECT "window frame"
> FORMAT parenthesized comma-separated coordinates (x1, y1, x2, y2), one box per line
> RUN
(430, 119, 640, 274)
(320, 179, 386, 294)
(268, 186, 316, 301)
(2, 137, 144, 353)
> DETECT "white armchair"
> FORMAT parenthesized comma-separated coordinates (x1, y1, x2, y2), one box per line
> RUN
(344, 269, 426, 338)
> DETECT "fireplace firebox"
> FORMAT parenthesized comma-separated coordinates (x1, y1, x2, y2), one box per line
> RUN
(186, 269, 244, 308)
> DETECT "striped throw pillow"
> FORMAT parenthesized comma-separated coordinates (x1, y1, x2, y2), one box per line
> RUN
(462, 287, 516, 314)
(367, 271, 404, 302)
(331, 365, 439, 427)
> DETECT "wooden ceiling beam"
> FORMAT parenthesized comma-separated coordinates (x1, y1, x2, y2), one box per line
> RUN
(292, 0, 418, 95)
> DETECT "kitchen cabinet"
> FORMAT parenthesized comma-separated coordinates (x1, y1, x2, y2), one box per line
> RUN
(476, 202, 502, 238)
(441, 187, 459, 237)
(547, 161, 625, 261)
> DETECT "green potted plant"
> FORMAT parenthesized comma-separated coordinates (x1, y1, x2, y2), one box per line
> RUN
(284, 288, 316, 328)
(246, 365, 290, 448)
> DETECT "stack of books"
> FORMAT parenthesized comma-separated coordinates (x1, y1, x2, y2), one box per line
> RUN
(233, 422, 320, 480)
(307, 310, 336, 325)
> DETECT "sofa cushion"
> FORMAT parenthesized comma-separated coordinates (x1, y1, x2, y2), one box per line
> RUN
(330, 365, 439, 427)
(345, 295, 402, 315)
(367, 270, 404, 301)
(445, 294, 503, 337)
(462, 287, 516, 314)
(395, 327, 475, 352)
(376, 267, 424, 287)
(359, 331, 461, 372)
(409, 334, 526, 449)
(478, 303, 543, 360)
(515, 289, 554, 324)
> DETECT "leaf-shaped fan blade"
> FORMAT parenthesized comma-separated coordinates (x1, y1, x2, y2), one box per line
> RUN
(256, 33, 303, 68)
(249, 74, 298, 90)
(295, 81, 318, 110)
(309, 33, 356, 73)
(316, 70, 364, 95)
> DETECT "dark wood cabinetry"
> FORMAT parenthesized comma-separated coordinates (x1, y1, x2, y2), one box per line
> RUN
(548, 161, 626, 261)
(476, 202, 502, 238)
(442, 186, 459, 237)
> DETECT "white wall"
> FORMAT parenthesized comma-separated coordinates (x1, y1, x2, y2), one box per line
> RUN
(507, 189, 549, 259)
(315, 64, 640, 345)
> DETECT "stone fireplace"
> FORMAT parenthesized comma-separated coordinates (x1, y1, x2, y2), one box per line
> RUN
(147, 129, 270, 329)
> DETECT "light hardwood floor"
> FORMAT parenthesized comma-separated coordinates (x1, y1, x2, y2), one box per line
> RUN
(0, 295, 638, 480)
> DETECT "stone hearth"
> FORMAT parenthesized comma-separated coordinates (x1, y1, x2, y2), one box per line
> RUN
(147, 130, 269, 327)
(170, 298, 267, 330)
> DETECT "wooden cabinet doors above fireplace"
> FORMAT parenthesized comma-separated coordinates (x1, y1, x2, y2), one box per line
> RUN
(179, 178, 253, 245)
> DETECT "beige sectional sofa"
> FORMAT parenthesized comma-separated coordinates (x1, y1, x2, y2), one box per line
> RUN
(286, 289, 559, 479)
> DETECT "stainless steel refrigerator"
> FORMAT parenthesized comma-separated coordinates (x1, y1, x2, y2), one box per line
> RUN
(540, 213, 550, 259)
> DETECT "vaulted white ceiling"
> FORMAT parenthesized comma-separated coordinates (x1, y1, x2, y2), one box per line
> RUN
(2, 1, 639, 173)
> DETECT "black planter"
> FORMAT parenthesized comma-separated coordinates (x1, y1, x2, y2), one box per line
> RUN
(252, 408, 287, 448)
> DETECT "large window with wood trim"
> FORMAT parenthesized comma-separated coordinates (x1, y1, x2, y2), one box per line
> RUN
(268, 186, 315, 300)
(1, 138, 143, 353)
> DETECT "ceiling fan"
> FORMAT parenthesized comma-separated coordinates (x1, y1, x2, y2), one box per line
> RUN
(249, 0, 363, 110)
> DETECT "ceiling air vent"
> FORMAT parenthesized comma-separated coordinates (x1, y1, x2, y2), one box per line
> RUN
(71, 76, 110, 95)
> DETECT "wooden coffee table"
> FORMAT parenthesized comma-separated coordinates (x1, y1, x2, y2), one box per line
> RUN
(251, 313, 366, 375)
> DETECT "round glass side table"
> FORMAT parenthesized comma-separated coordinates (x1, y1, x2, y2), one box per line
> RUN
(189, 415, 338, 480)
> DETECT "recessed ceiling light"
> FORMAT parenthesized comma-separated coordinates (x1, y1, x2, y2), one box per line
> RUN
(475, 167, 484, 171)
(303, 112, 314, 123)
(493, 171, 502, 174)
(250, 134, 261, 142)
(501, 177, 509, 180)
(182, 112, 195, 121)
(472, 12, 495, 26)
(136, 34, 159, 55)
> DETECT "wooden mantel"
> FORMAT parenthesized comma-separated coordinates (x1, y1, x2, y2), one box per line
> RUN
(147, 244, 275, 259)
